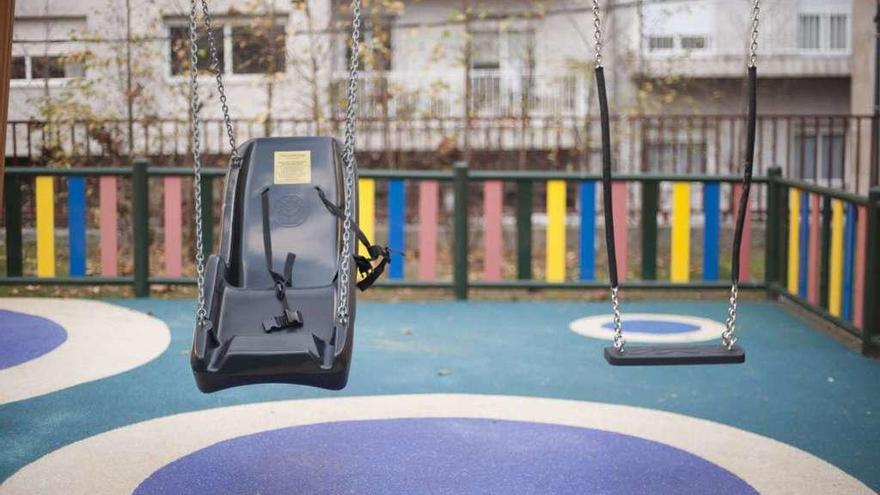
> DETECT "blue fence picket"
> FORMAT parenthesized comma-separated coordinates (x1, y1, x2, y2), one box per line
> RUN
(703, 182, 719, 280)
(579, 181, 596, 281)
(388, 180, 406, 279)
(68, 177, 87, 277)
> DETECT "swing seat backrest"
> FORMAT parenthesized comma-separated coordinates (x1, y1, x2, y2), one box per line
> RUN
(229, 137, 343, 289)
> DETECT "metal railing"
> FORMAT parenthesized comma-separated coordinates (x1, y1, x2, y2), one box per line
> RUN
(7, 114, 877, 192)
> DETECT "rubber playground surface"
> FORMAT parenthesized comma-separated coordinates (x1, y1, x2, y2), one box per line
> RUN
(1, 297, 879, 494)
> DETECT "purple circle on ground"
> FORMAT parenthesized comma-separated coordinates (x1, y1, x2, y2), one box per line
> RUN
(0, 309, 67, 370)
(135, 418, 756, 495)
(602, 319, 700, 334)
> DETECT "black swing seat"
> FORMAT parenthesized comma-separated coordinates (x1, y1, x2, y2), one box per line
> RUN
(191, 137, 383, 393)
(604, 344, 745, 366)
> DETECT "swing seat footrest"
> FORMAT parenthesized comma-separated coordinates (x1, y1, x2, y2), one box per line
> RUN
(604, 344, 745, 366)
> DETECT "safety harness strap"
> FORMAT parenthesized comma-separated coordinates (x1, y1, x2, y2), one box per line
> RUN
(259, 188, 303, 333)
(314, 186, 390, 291)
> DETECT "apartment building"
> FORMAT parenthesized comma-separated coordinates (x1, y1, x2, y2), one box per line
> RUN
(6, 0, 874, 190)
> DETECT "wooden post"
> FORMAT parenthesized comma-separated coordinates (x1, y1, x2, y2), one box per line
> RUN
(0, 0, 17, 207)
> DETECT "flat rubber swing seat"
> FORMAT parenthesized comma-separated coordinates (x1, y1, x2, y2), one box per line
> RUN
(604, 344, 746, 366)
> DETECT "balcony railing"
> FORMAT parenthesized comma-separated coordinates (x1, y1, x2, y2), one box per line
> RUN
(330, 70, 586, 119)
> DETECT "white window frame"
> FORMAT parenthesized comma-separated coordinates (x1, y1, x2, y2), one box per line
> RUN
(164, 16, 287, 83)
(644, 34, 710, 56)
(9, 51, 85, 88)
(796, 10, 850, 54)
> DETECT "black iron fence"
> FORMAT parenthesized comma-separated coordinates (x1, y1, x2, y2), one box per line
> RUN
(6, 114, 878, 192)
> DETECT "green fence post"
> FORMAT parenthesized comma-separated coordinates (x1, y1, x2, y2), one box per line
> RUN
(516, 179, 533, 280)
(819, 195, 832, 309)
(132, 160, 150, 297)
(764, 167, 781, 297)
(641, 179, 659, 280)
(862, 187, 880, 354)
(200, 174, 214, 259)
(4, 175, 23, 277)
(453, 161, 469, 300)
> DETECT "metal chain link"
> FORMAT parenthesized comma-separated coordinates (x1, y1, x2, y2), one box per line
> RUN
(591, 0, 602, 67)
(610, 286, 625, 351)
(336, 0, 362, 326)
(200, 0, 240, 165)
(749, 0, 760, 67)
(722, 284, 738, 349)
(189, 0, 208, 324)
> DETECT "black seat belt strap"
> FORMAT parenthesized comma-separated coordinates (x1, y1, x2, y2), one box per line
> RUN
(314, 186, 391, 290)
(260, 188, 303, 332)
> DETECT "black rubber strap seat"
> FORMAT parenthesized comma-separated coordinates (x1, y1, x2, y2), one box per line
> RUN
(604, 344, 746, 366)
(191, 137, 358, 393)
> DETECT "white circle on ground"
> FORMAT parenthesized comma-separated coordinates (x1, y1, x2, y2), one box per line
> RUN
(0, 394, 870, 494)
(569, 313, 726, 343)
(0, 299, 170, 405)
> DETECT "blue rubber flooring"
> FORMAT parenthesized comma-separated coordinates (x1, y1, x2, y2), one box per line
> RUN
(1, 299, 879, 489)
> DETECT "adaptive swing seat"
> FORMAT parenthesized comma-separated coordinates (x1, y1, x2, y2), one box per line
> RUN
(191, 137, 381, 393)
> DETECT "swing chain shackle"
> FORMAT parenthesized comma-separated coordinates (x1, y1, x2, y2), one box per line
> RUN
(336, 0, 363, 326)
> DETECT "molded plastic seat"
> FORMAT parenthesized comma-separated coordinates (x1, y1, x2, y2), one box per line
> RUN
(191, 137, 355, 393)
(604, 344, 745, 366)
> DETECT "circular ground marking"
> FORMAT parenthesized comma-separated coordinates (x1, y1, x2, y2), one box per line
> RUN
(570, 313, 725, 343)
(3, 395, 870, 494)
(135, 418, 754, 495)
(0, 310, 67, 370)
(0, 299, 170, 405)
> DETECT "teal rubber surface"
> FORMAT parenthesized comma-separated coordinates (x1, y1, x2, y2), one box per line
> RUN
(1, 299, 878, 489)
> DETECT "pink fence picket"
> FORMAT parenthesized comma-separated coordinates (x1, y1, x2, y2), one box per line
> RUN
(483, 181, 503, 280)
(418, 181, 439, 281)
(163, 177, 183, 277)
(99, 176, 118, 277)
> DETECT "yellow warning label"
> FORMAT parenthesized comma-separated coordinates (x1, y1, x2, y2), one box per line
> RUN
(273, 151, 311, 184)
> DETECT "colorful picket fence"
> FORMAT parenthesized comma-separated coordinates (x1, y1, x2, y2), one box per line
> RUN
(3, 164, 879, 352)
(781, 187, 869, 328)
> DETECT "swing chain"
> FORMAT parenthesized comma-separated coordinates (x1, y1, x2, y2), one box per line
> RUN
(189, 0, 207, 324)
(200, 0, 240, 166)
(749, 0, 760, 68)
(723, 0, 759, 350)
(611, 286, 625, 351)
(591, 0, 602, 67)
(722, 284, 738, 350)
(336, 0, 362, 326)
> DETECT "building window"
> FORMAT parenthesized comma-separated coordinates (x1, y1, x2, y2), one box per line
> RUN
(232, 25, 286, 74)
(168, 19, 286, 76)
(680, 36, 707, 50)
(797, 15, 821, 50)
(169, 25, 223, 75)
(648, 36, 674, 51)
(829, 14, 847, 50)
(471, 31, 501, 70)
(794, 132, 844, 181)
(798, 13, 848, 52)
(11, 56, 26, 79)
(468, 29, 534, 72)
(9, 54, 84, 80)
